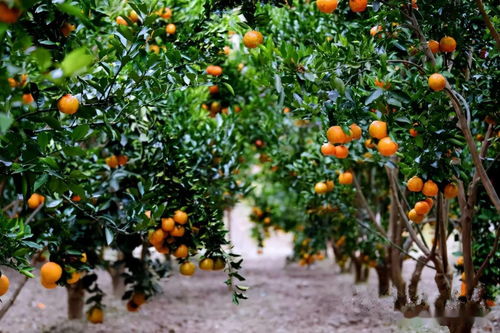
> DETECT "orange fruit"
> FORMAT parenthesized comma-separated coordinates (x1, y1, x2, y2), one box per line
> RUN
(170, 225, 185, 237)
(411, 0, 418, 9)
(414, 201, 431, 215)
(377, 137, 398, 156)
(349, 0, 367, 12)
(116, 16, 128, 26)
(22, 93, 34, 105)
(87, 307, 104, 324)
(485, 299, 496, 307)
(27, 193, 45, 209)
(263, 217, 271, 224)
(443, 183, 458, 198)
(364, 138, 375, 149)
(209, 85, 219, 94)
(149, 45, 160, 54)
(154, 244, 170, 254)
(57, 94, 79, 115)
(128, 10, 139, 23)
(422, 180, 438, 197)
(409, 128, 418, 137)
(173, 210, 188, 224)
(326, 125, 347, 144)
(368, 121, 387, 139)
(407, 176, 423, 192)
(314, 182, 328, 194)
(427, 40, 439, 54)
(374, 78, 390, 89)
(40, 279, 57, 289)
(243, 30, 264, 48)
(61, 22, 76, 37)
(161, 217, 175, 232)
(173, 244, 188, 258)
(460, 283, 467, 297)
(117, 155, 128, 166)
(67, 272, 81, 285)
(370, 25, 382, 37)
(105, 155, 119, 168)
(349, 124, 362, 139)
(149, 229, 166, 246)
(158, 8, 172, 19)
(321, 142, 336, 156)
(206, 65, 223, 76)
(180, 261, 196, 276)
(0, 274, 9, 296)
(326, 180, 334, 192)
(7, 78, 17, 87)
(334, 145, 349, 158)
(213, 258, 225, 270)
(199, 258, 214, 271)
(80, 253, 87, 263)
(338, 171, 353, 185)
(40, 262, 63, 284)
(316, 0, 338, 13)
(439, 36, 456, 53)
(408, 209, 424, 223)
(428, 73, 446, 91)
(127, 300, 139, 312)
(0, 3, 21, 23)
(166, 23, 176, 34)
(71, 195, 81, 202)
(456, 256, 464, 266)
(424, 198, 434, 209)
(132, 293, 146, 306)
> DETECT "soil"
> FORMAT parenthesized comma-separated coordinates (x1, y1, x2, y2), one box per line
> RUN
(0, 204, 498, 333)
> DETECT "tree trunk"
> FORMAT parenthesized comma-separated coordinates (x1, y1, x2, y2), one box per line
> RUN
(361, 265, 370, 282)
(67, 282, 85, 319)
(352, 256, 363, 284)
(408, 256, 428, 303)
(389, 184, 407, 310)
(108, 263, 125, 297)
(375, 262, 390, 296)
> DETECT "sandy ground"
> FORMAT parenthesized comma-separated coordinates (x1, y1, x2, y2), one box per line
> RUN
(0, 204, 498, 333)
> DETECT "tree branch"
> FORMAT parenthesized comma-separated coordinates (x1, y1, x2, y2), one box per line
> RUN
(475, 0, 500, 48)
(353, 175, 387, 237)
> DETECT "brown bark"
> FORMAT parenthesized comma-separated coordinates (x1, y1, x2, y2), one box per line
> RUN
(408, 256, 428, 303)
(375, 262, 390, 296)
(108, 263, 125, 297)
(352, 256, 363, 284)
(67, 282, 85, 319)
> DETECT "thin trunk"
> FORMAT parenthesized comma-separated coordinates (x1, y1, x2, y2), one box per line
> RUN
(67, 281, 85, 319)
(108, 264, 125, 297)
(408, 256, 428, 303)
(375, 262, 390, 296)
(389, 184, 407, 310)
(352, 256, 363, 284)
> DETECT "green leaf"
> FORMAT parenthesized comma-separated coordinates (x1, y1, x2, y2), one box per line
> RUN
(105, 227, 114, 245)
(365, 89, 383, 105)
(0, 113, 13, 133)
(30, 48, 52, 70)
(71, 124, 90, 141)
(56, 3, 92, 28)
(34, 174, 49, 191)
(63, 146, 85, 156)
(61, 48, 93, 76)
(223, 82, 235, 96)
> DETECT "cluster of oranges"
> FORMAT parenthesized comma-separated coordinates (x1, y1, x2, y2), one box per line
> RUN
(427, 36, 457, 54)
(314, 171, 353, 194)
(316, 0, 368, 13)
(321, 124, 362, 159)
(367, 120, 399, 156)
(6, 74, 36, 106)
(298, 252, 325, 266)
(27, 193, 45, 209)
(105, 154, 128, 168)
(148, 210, 189, 255)
(251, 207, 272, 225)
(406, 176, 459, 223)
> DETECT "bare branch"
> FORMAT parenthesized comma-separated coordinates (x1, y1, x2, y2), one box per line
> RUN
(353, 175, 387, 237)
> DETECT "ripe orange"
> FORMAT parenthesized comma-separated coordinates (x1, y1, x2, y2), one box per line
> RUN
(128, 10, 139, 23)
(315, 182, 328, 194)
(424, 198, 434, 209)
(427, 40, 439, 54)
(486, 299, 496, 307)
(81, 253, 87, 263)
(321, 142, 336, 156)
(443, 183, 458, 198)
(213, 258, 225, 270)
(127, 300, 139, 312)
(117, 155, 128, 166)
(87, 307, 104, 324)
(409, 128, 418, 137)
(154, 244, 170, 254)
(67, 272, 81, 285)
(439, 36, 456, 53)
(105, 155, 119, 168)
(40, 262, 62, 284)
(174, 244, 188, 258)
(161, 217, 175, 232)
(149, 229, 166, 246)
(338, 171, 353, 185)
(422, 180, 438, 197)
(243, 30, 264, 48)
(199, 258, 214, 271)
(61, 22, 76, 37)
(0, 3, 21, 24)
(326, 125, 347, 144)
(0, 275, 9, 296)
(407, 176, 423, 192)
(364, 138, 375, 149)
(173, 210, 188, 224)
(170, 225, 185, 237)
(374, 79, 391, 90)
(414, 201, 431, 215)
(158, 8, 172, 19)
(377, 137, 398, 156)
(456, 256, 464, 266)
(263, 217, 271, 224)
(370, 25, 382, 37)
(166, 23, 176, 34)
(149, 45, 160, 54)
(180, 261, 196, 276)
(57, 94, 79, 114)
(334, 145, 349, 158)
(116, 16, 128, 26)
(7, 78, 17, 87)
(317, 0, 338, 13)
(428, 73, 446, 91)
(325, 180, 334, 192)
(349, 0, 367, 12)
(40, 279, 57, 289)
(209, 85, 219, 94)
(349, 124, 362, 139)
(206, 65, 223, 76)
(28, 193, 45, 209)
(132, 293, 146, 306)
(408, 209, 424, 223)
(369, 121, 387, 139)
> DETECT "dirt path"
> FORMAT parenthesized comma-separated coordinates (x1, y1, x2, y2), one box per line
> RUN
(0, 204, 498, 333)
